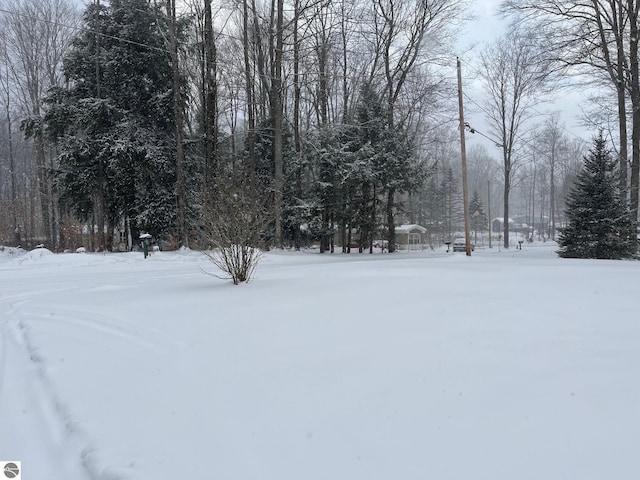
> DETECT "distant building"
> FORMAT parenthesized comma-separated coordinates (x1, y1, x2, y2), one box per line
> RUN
(492, 217, 514, 234)
(395, 224, 427, 250)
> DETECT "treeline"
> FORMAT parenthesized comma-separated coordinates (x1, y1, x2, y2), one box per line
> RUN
(0, 0, 472, 252)
(1, 0, 633, 254)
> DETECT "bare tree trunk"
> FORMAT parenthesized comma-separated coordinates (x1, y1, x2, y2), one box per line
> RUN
(386, 188, 396, 252)
(204, 0, 218, 192)
(242, 0, 256, 170)
(592, 0, 629, 192)
(370, 184, 376, 254)
(1, 62, 20, 245)
(628, 0, 640, 244)
(340, 0, 349, 122)
(315, 18, 329, 127)
(167, 0, 188, 248)
(35, 137, 53, 245)
(503, 138, 511, 248)
(293, 0, 302, 250)
(271, 0, 284, 248)
(320, 208, 328, 253)
(251, 0, 269, 118)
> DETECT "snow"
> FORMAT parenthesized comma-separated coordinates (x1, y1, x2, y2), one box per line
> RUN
(395, 224, 427, 234)
(1, 243, 639, 480)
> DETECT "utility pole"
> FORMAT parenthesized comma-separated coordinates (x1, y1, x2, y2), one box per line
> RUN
(457, 58, 472, 256)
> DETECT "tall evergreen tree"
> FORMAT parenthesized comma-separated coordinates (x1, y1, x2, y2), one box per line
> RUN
(306, 84, 426, 253)
(349, 84, 426, 252)
(557, 134, 635, 259)
(44, 0, 181, 249)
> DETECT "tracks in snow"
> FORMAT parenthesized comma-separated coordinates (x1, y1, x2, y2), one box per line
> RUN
(0, 308, 95, 479)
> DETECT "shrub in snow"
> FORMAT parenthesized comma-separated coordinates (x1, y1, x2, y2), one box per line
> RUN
(201, 172, 272, 284)
(203, 244, 262, 285)
(76, 247, 86, 253)
(557, 133, 635, 259)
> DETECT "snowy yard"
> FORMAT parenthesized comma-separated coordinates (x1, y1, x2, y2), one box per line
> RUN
(1, 243, 639, 480)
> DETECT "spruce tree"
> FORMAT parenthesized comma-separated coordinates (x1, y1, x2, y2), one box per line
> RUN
(307, 84, 428, 253)
(557, 134, 635, 259)
(44, 0, 182, 246)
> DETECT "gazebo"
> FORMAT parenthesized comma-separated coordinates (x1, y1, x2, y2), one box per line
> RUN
(395, 224, 427, 250)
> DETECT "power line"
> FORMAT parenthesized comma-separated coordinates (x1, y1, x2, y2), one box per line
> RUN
(464, 122, 503, 148)
(457, 55, 588, 145)
(0, 5, 170, 55)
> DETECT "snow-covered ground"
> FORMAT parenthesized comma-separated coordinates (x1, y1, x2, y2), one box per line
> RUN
(1, 242, 639, 480)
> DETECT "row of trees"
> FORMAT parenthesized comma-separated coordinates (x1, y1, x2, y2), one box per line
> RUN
(0, 0, 78, 248)
(1, 0, 471, 252)
(0, 0, 636, 257)
(494, 0, 640, 249)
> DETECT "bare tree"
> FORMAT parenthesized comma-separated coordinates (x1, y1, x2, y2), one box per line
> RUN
(3, 0, 78, 248)
(167, 0, 188, 248)
(366, 0, 467, 252)
(241, 0, 256, 170)
(479, 30, 550, 248)
(271, 0, 285, 248)
(537, 113, 566, 239)
(203, 0, 218, 193)
(202, 172, 272, 284)
(0, 35, 20, 245)
(504, 0, 639, 247)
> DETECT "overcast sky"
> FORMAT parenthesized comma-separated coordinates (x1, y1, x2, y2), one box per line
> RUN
(457, 0, 592, 156)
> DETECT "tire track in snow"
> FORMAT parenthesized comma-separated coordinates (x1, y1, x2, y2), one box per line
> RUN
(1, 302, 147, 480)
(0, 308, 97, 479)
(24, 304, 181, 356)
(1, 301, 183, 480)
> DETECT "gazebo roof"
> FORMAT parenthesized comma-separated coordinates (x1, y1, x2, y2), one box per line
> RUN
(395, 224, 427, 234)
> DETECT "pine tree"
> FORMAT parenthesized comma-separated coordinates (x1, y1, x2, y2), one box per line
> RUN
(469, 189, 488, 242)
(349, 84, 426, 252)
(557, 134, 635, 259)
(44, 0, 182, 248)
(306, 85, 427, 253)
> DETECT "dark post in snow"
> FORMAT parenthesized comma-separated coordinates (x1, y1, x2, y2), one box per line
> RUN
(457, 58, 472, 256)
